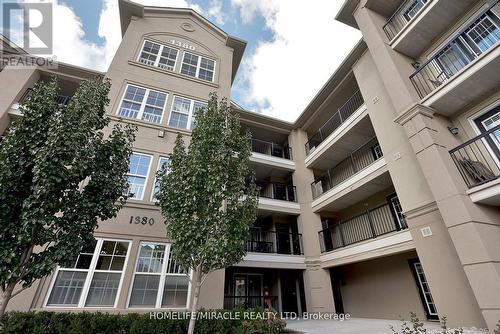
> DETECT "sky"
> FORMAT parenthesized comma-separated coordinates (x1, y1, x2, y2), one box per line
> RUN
(1, 0, 361, 122)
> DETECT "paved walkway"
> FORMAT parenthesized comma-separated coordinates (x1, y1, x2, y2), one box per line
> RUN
(285, 317, 442, 334)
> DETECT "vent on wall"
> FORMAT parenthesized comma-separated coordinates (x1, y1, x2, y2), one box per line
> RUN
(421, 226, 432, 237)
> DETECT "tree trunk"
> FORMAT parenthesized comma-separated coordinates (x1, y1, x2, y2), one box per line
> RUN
(187, 266, 202, 334)
(0, 283, 16, 318)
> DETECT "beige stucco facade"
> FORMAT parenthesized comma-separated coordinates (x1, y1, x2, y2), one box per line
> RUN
(1, 0, 499, 331)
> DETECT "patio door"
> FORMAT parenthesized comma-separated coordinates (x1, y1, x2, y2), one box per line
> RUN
(233, 274, 263, 308)
(409, 260, 439, 321)
(276, 224, 291, 254)
(387, 194, 406, 230)
(474, 107, 500, 160)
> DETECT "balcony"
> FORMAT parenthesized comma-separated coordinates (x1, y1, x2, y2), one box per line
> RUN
(311, 137, 382, 199)
(318, 203, 408, 253)
(409, 1, 500, 114)
(305, 90, 365, 156)
(450, 124, 500, 205)
(251, 138, 292, 160)
(383, 0, 430, 41)
(257, 182, 301, 215)
(246, 228, 303, 255)
(258, 181, 297, 202)
(382, 0, 478, 58)
(9, 88, 71, 118)
(249, 138, 295, 172)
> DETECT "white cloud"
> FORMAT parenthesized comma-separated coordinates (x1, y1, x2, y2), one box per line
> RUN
(230, 0, 361, 122)
(208, 0, 226, 25)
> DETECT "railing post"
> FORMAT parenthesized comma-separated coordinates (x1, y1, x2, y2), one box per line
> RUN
(350, 153, 357, 173)
(338, 223, 346, 247)
(366, 209, 377, 238)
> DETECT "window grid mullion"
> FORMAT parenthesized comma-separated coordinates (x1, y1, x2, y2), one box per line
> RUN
(186, 100, 195, 129)
(154, 44, 163, 67)
(136, 88, 149, 120)
(195, 55, 201, 78)
(78, 239, 103, 308)
(156, 244, 171, 308)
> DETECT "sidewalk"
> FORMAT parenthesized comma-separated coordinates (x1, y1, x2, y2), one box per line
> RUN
(285, 317, 442, 334)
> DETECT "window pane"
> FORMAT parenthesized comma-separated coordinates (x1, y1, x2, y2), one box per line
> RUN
(118, 101, 141, 119)
(198, 58, 214, 81)
(128, 154, 152, 176)
(85, 273, 121, 306)
(67, 240, 97, 269)
(47, 271, 88, 306)
(129, 274, 161, 307)
(169, 112, 189, 129)
(136, 243, 166, 273)
(158, 46, 178, 71)
(124, 86, 146, 103)
(146, 91, 167, 108)
(96, 241, 128, 271)
(138, 41, 160, 66)
(190, 102, 207, 129)
(172, 96, 192, 114)
(127, 176, 146, 199)
(152, 158, 170, 201)
(181, 53, 198, 77)
(161, 275, 189, 307)
(142, 106, 163, 124)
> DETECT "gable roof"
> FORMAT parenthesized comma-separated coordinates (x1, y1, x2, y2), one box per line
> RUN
(118, 0, 246, 84)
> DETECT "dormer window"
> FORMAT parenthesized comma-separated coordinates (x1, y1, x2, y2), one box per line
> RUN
(138, 40, 178, 71)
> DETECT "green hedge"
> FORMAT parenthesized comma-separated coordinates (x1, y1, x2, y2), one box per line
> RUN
(0, 309, 286, 334)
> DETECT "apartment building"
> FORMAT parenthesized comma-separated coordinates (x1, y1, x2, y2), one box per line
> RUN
(0, 0, 499, 331)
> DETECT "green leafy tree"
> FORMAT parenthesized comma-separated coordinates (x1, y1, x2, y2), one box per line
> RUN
(157, 93, 258, 334)
(0, 79, 136, 316)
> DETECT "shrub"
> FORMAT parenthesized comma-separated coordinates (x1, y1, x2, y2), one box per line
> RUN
(390, 312, 464, 334)
(495, 321, 500, 334)
(0, 308, 286, 334)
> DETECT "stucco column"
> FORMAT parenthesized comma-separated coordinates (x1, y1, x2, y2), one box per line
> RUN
(396, 104, 500, 330)
(0, 67, 39, 133)
(198, 269, 225, 309)
(289, 129, 335, 313)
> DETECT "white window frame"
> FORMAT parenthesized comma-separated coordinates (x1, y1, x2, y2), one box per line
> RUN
(126, 241, 192, 309)
(180, 51, 216, 82)
(43, 238, 132, 309)
(151, 156, 170, 202)
(127, 152, 153, 201)
(167, 95, 207, 130)
(469, 101, 500, 168)
(117, 84, 168, 124)
(137, 40, 179, 72)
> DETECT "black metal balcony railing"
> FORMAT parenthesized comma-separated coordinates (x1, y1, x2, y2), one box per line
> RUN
(305, 90, 364, 156)
(318, 203, 407, 253)
(383, 0, 430, 41)
(311, 137, 382, 199)
(450, 124, 500, 188)
(258, 182, 297, 202)
(250, 138, 292, 160)
(410, 1, 500, 98)
(224, 295, 278, 310)
(246, 228, 303, 255)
